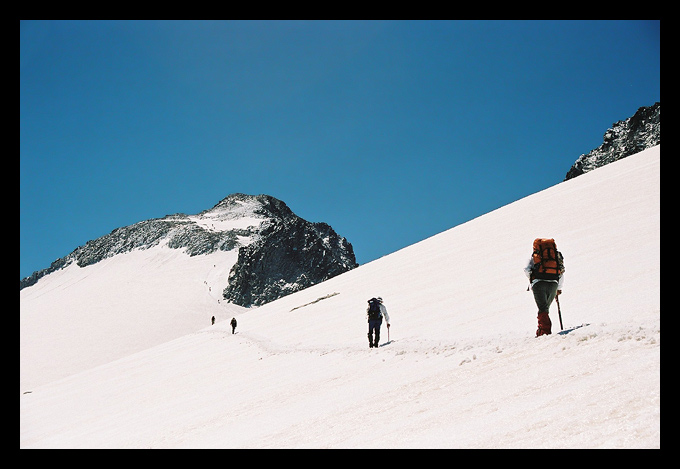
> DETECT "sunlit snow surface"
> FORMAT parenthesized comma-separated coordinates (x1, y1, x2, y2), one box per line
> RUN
(20, 146, 659, 448)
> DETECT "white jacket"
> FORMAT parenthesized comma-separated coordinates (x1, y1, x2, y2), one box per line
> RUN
(524, 257, 564, 290)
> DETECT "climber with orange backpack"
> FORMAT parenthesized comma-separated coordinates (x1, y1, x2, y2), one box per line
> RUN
(524, 238, 565, 337)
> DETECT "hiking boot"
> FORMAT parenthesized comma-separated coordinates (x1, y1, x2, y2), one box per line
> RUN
(536, 311, 552, 336)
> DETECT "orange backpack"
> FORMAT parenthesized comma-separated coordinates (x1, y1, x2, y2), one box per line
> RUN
(531, 238, 563, 281)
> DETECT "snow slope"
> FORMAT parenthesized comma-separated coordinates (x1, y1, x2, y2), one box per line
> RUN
(19, 146, 660, 448)
(20, 244, 248, 391)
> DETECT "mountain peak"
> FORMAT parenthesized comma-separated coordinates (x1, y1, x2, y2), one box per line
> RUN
(20, 193, 358, 304)
(202, 193, 292, 219)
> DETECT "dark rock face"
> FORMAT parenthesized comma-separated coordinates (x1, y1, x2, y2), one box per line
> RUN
(565, 102, 660, 180)
(222, 207, 358, 307)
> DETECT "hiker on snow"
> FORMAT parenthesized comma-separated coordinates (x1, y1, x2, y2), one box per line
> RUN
(367, 297, 390, 348)
(230, 317, 237, 334)
(524, 238, 564, 337)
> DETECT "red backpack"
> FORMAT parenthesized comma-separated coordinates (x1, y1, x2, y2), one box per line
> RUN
(531, 238, 564, 281)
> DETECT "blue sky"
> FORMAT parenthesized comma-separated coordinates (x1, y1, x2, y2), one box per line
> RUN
(20, 20, 660, 280)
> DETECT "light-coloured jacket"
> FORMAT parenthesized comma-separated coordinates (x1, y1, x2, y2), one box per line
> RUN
(524, 257, 564, 290)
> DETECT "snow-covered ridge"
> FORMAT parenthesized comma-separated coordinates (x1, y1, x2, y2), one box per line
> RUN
(186, 214, 262, 233)
(19, 209, 259, 290)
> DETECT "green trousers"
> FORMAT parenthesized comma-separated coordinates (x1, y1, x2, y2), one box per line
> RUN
(532, 280, 558, 312)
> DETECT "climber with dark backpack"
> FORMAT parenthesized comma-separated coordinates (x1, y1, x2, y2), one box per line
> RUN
(524, 238, 565, 337)
(366, 297, 390, 348)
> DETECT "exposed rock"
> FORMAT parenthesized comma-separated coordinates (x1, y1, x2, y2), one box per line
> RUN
(565, 102, 660, 180)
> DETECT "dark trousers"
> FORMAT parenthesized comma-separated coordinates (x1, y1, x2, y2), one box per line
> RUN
(532, 281, 558, 312)
(532, 281, 558, 335)
(368, 318, 382, 345)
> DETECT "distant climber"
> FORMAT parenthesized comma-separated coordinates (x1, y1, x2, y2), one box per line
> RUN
(366, 297, 390, 348)
(211, 316, 215, 325)
(230, 317, 237, 334)
(525, 238, 564, 336)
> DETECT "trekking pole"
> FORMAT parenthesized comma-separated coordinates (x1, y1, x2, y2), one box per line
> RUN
(556, 295, 563, 331)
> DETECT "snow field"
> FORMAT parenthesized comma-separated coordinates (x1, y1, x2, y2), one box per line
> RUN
(20, 146, 660, 448)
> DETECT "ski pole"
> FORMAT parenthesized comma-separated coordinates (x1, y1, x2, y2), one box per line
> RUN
(556, 295, 563, 331)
